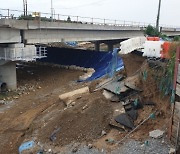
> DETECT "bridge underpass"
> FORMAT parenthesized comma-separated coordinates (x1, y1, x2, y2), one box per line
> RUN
(0, 18, 180, 90)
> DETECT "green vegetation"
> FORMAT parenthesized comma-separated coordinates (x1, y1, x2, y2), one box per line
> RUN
(159, 42, 180, 97)
(173, 36, 180, 41)
(18, 14, 52, 22)
(144, 25, 160, 37)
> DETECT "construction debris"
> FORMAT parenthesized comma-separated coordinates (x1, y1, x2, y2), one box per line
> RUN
(103, 90, 115, 100)
(115, 113, 135, 129)
(126, 108, 138, 121)
(0, 50, 174, 153)
(103, 80, 129, 95)
(59, 87, 89, 100)
(50, 127, 61, 142)
(149, 129, 164, 139)
(169, 148, 176, 154)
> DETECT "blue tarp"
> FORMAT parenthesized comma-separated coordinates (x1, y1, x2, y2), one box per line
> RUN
(39, 47, 124, 81)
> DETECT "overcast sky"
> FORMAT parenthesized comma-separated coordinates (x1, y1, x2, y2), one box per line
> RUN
(1, 0, 180, 26)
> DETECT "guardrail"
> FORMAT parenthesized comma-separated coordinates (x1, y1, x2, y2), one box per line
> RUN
(0, 46, 47, 61)
(0, 8, 179, 29)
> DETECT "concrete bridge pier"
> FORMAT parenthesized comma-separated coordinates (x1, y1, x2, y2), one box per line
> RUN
(107, 43, 113, 52)
(94, 42, 100, 51)
(0, 61, 17, 90)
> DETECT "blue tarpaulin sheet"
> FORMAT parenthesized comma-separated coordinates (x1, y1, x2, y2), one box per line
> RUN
(39, 47, 124, 81)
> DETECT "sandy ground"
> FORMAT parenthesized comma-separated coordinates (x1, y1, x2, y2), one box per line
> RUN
(0, 52, 172, 154)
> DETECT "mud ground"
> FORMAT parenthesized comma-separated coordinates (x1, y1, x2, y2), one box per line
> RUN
(0, 52, 172, 154)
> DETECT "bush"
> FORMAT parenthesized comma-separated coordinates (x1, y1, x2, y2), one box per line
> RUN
(144, 25, 160, 37)
(173, 36, 180, 41)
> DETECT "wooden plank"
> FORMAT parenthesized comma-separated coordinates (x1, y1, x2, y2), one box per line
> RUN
(59, 87, 89, 100)
(177, 63, 180, 82)
(174, 102, 180, 118)
(176, 84, 180, 96)
(171, 125, 180, 146)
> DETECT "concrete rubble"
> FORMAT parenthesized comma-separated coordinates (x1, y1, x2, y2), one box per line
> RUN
(149, 129, 165, 139)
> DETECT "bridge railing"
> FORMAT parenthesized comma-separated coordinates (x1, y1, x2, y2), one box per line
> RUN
(0, 8, 179, 29)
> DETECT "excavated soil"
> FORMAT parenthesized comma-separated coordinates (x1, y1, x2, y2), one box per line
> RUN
(0, 52, 172, 154)
(37, 93, 113, 146)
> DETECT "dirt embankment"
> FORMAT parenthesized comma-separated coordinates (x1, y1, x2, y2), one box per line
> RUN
(0, 52, 172, 154)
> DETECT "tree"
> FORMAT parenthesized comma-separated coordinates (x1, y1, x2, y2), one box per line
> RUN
(144, 25, 160, 37)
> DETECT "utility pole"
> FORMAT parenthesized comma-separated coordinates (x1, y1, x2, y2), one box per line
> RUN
(156, 0, 161, 32)
(51, 0, 53, 21)
(23, 0, 27, 16)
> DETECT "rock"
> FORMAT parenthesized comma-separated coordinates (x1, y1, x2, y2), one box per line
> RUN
(105, 138, 115, 144)
(103, 90, 114, 100)
(88, 144, 93, 149)
(72, 147, 78, 153)
(37, 86, 42, 89)
(13, 96, 19, 99)
(82, 105, 88, 110)
(101, 130, 107, 136)
(48, 149, 52, 152)
(149, 129, 164, 139)
(169, 148, 175, 154)
(71, 102, 76, 106)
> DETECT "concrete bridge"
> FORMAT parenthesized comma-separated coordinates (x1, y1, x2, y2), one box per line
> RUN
(0, 17, 180, 90)
(1, 18, 180, 43)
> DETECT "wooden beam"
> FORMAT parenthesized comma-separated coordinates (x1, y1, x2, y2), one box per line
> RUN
(59, 87, 89, 100)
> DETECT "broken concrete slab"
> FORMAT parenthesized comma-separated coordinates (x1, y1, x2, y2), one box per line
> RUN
(59, 87, 89, 100)
(104, 81, 129, 95)
(126, 108, 138, 121)
(103, 90, 115, 100)
(124, 74, 142, 91)
(109, 121, 125, 131)
(149, 129, 164, 139)
(132, 99, 143, 110)
(115, 113, 135, 129)
(110, 95, 120, 102)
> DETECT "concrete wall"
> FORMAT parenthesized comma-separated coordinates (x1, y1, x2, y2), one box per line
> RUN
(0, 61, 16, 90)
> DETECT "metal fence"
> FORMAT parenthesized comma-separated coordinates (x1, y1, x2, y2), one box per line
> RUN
(0, 46, 47, 61)
(1, 8, 178, 29)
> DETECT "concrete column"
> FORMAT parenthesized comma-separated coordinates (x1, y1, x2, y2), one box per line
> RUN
(107, 44, 113, 52)
(0, 61, 17, 90)
(94, 42, 100, 51)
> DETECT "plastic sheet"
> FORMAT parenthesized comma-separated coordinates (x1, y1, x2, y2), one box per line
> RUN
(39, 47, 124, 81)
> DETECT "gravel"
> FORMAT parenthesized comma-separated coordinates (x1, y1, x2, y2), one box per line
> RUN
(112, 138, 170, 154)
(62, 138, 171, 154)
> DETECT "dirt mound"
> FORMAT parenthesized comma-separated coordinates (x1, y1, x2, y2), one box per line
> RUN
(120, 52, 145, 77)
(38, 92, 113, 146)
